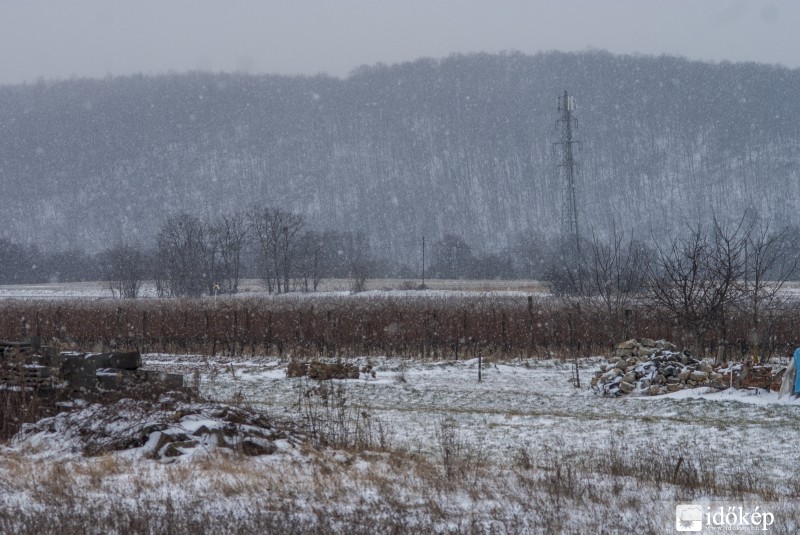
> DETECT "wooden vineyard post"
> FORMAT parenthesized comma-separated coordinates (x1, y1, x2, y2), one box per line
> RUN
(266, 312, 273, 356)
(501, 312, 508, 355)
(139, 310, 147, 353)
(204, 311, 210, 355)
(325, 310, 334, 357)
(231, 309, 238, 357)
(116, 307, 123, 349)
(623, 308, 632, 341)
(55, 306, 63, 344)
(568, 313, 580, 388)
(182, 310, 188, 351)
(210, 311, 217, 355)
(527, 296, 534, 359)
(245, 308, 253, 357)
(141, 311, 148, 354)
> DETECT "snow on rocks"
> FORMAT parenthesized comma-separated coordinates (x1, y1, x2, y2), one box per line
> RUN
(591, 338, 724, 397)
(10, 392, 301, 461)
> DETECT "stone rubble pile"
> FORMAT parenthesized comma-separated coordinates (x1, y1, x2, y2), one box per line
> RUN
(13, 394, 297, 460)
(592, 338, 725, 397)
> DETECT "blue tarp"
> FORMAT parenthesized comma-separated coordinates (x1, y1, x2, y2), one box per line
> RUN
(794, 348, 800, 394)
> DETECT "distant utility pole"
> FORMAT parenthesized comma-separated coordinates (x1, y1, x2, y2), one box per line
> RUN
(421, 236, 426, 288)
(555, 90, 580, 254)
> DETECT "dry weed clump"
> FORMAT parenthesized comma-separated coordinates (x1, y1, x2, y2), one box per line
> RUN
(434, 417, 488, 487)
(287, 359, 360, 380)
(511, 438, 783, 504)
(296, 379, 393, 452)
(0, 388, 53, 440)
(286, 359, 309, 378)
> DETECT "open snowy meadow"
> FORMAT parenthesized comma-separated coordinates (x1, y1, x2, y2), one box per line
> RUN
(1, 349, 798, 534)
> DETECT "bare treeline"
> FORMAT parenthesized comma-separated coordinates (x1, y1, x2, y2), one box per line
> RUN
(131, 208, 352, 298)
(93, 211, 800, 360)
(545, 215, 800, 360)
(99, 208, 528, 298)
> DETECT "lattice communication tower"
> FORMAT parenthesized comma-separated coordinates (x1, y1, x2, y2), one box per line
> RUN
(555, 90, 580, 253)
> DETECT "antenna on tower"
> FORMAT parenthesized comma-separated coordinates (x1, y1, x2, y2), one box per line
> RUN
(555, 90, 580, 254)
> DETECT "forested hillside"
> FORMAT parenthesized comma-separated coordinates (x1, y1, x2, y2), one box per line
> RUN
(1, 50, 798, 261)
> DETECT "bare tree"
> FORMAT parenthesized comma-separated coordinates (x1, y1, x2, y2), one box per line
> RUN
(510, 232, 551, 280)
(102, 243, 146, 299)
(152, 249, 169, 298)
(580, 229, 649, 343)
(544, 228, 649, 345)
(248, 207, 304, 293)
(350, 261, 369, 293)
(156, 213, 209, 297)
(208, 214, 250, 295)
(646, 218, 748, 359)
(740, 223, 799, 361)
(295, 230, 324, 292)
(543, 237, 586, 297)
(430, 234, 474, 279)
(346, 232, 371, 293)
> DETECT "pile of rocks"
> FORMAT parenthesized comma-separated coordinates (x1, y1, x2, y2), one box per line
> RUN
(591, 338, 725, 397)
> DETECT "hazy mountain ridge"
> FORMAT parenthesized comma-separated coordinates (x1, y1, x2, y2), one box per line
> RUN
(1, 50, 798, 259)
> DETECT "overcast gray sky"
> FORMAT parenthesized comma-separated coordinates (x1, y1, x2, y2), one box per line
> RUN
(0, 0, 797, 85)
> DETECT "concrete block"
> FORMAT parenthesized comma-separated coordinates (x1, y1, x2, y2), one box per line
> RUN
(96, 370, 122, 390)
(108, 352, 141, 370)
(60, 354, 98, 376)
(86, 353, 112, 368)
(66, 373, 99, 391)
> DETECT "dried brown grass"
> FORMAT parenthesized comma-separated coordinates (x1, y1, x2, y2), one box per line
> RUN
(0, 436, 796, 534)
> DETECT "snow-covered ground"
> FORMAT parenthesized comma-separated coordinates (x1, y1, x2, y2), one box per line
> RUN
(159, 355, 800, 530)
(0, 281, 122, 299)
(1, 354, 798, 533)
(190, 355, 800, 470)
(0, 279, 548, 300)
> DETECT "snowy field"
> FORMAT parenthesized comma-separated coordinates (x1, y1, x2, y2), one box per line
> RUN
(0, 278, 548, 300)
(150, 353, 800, 532)
(206, 354, 800, 533)
(0, 353, 786, 533)
(2, 279, 797, 301)
(187, 354, 800, 465)
(1, 281, 799, 531)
